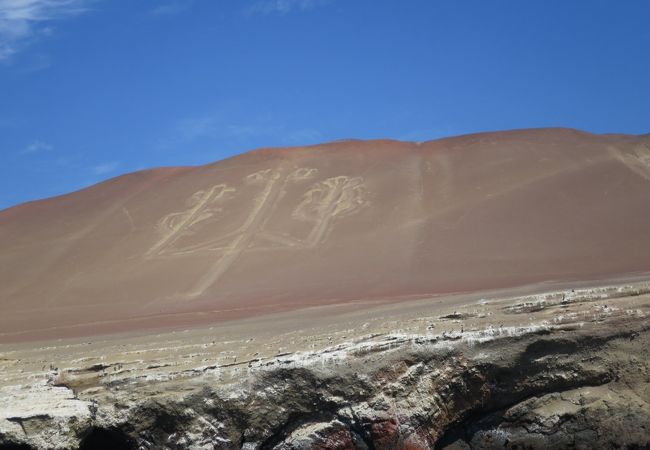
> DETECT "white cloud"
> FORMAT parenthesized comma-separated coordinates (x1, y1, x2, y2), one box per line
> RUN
(245, 0, 331, 16)
(0, 0, 91, 61)
(91, 161, 119, 175)
(19, 139, 53, 154)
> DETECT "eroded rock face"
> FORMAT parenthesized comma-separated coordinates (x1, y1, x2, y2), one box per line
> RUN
(1, 285, 650, 449)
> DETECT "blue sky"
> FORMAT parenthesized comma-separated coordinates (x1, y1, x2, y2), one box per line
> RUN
(1, 0, 649, 209)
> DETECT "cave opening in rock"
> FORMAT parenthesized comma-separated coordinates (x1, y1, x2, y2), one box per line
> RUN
(78, 428, 136, 450)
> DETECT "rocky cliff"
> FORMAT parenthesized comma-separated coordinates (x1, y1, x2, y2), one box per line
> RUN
(2, 282, 649, 449)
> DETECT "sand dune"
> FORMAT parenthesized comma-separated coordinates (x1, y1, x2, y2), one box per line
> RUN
(1, 127, 649, 342)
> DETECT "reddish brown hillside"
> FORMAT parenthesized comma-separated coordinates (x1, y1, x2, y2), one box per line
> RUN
(1, 128, 649, 341)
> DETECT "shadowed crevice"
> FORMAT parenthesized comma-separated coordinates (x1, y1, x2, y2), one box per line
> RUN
(77, 427, 137, 450)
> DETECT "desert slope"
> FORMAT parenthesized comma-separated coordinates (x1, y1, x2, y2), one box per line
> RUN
(1, 128, 649, 341)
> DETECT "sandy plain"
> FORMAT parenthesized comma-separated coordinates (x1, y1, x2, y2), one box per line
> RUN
(2, 274, 649, 394)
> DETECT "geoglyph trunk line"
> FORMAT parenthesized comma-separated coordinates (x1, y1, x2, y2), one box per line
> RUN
(304, 180, 345, 247)
(187, 167, 288, 298)
(608, 144, 650, 181)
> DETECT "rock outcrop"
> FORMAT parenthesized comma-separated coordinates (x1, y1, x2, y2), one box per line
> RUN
(2, 283, 649, 449)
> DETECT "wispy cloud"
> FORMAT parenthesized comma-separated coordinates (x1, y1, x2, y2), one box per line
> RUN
(245, 0, 331, 16)
(91, 161, 119, 175)
(286, 128, 322, 144)
(177, 115, 281, 141)
(150, 0, 193, 16)
(0, 0, 91, 61)
(19, 139, 53, 154)
(164, 106, 325, 153)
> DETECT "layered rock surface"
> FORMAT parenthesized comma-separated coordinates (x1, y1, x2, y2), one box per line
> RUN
(1, 282, 649, 449)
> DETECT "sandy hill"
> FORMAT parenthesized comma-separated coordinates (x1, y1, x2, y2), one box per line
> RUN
(1, 127, 649, 342)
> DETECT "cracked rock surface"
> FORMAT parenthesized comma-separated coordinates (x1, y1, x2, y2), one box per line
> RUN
(1, 281, 650, 449)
